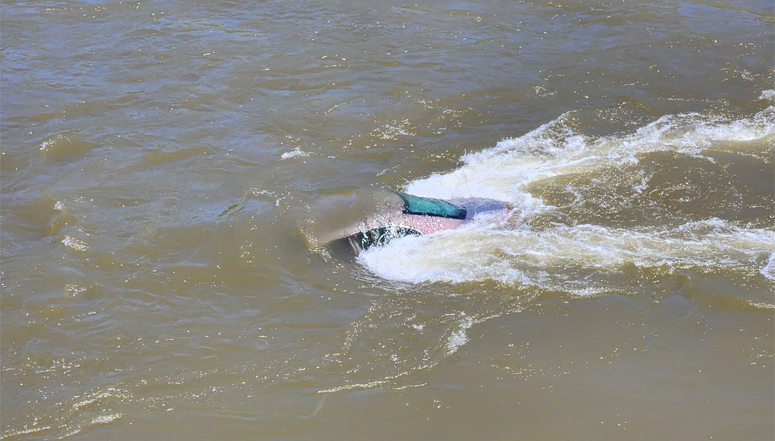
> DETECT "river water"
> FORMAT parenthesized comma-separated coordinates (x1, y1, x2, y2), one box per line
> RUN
(2, 1, 774, 439)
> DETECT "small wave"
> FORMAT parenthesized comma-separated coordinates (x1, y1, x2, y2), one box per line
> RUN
(359, 218, 775, 287)
(445, 315, 473, 356)
(62, 235, 89, 252)
(746, 300, 775, 310)
(280, 147, 310, 160)
(761, 252, 775, 282)
(405, 106, 774, 202)
(759, 89, 775, 102)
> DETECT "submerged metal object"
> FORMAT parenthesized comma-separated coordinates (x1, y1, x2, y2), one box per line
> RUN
(321, 190, 511, 255)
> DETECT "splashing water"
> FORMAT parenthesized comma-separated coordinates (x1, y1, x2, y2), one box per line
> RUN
(361, 104, 775, 293)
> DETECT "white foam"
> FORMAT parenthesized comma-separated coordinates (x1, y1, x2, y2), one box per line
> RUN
(368, 195, 774, 287)
(364, 107, 775, 287)
(761, 253, 775, 282)
(280, 147, 309, 160)
(444, 314, 473, 356)
(62, 235, 88, 252)
(90, 413, 123, 425)
(360, 218, 775, 287)
(406, 107, 774, 203)
(759, 89, 775, 102)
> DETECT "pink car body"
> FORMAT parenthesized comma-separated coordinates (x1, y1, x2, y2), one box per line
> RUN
(322, 191, 511, 255)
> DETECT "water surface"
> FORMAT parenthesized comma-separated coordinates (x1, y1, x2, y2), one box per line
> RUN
(2, 1, 774, 439)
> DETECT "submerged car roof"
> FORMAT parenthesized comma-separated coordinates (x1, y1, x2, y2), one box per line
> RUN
(395, 191, 467, 220)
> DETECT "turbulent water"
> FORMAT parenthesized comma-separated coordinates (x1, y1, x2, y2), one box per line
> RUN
(2, 1, 774, 440)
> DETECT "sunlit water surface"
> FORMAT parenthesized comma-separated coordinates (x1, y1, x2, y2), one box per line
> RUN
(2, 1, 774, 439)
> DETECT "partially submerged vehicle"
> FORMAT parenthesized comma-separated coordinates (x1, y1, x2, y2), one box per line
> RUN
(314, 189, 511, 255)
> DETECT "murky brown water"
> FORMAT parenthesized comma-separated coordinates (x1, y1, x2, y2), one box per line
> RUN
(2, 1, 774, 439)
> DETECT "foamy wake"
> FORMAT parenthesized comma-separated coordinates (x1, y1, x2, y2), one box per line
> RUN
(405, 104, 774, 202)
(360, 219, 775, 286)
(360, 102, 775, 289)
